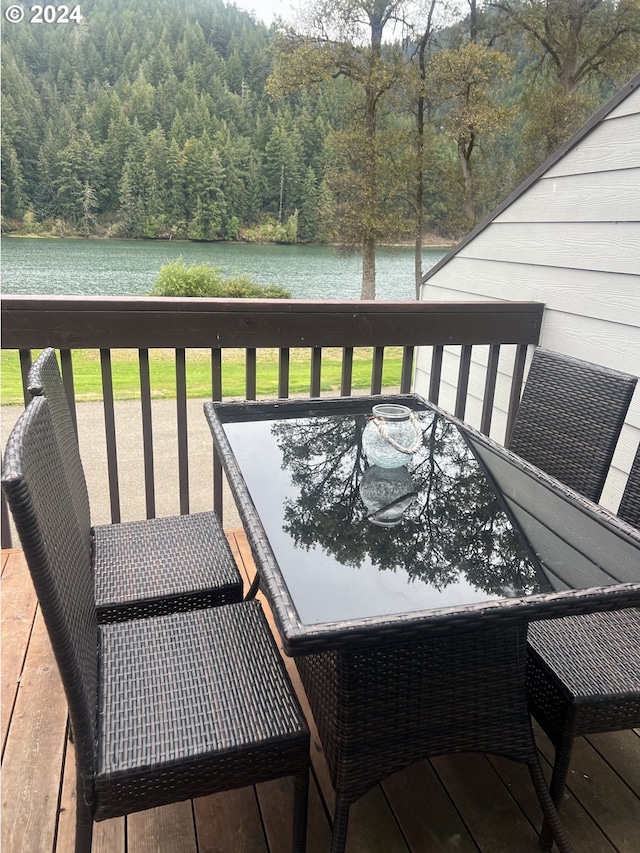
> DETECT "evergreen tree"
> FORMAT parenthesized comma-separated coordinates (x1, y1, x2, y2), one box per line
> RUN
(0, 132, 26, 219)
(117, 129, 157, 237)
(53, 130, 101, 223)
(298, 167, 320, 242)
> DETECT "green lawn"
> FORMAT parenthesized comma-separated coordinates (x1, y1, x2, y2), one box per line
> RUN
(1, 348, 404, 405)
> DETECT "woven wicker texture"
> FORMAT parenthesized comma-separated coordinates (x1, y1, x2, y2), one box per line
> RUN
(2, 399, 309, 852)
(28, 347, 92, 551)
(618, 444, 640, 529)
(528, 609, 640, 710)
(96, 602, 309, 819)
(296, 625, 536, 806)
(93, 511, 242, 620)
(28, 348, 243, 621)
(508, 348, 637, 502)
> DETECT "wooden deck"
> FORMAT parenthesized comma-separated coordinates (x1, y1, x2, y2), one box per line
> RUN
(2, 533, 639, 853)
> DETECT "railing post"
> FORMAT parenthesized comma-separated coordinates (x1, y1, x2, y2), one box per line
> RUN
(480, 345, 501, 435)
(19, 349, 32, 406)
(138, 349, 156, 519)
(505, 344, 529, 445)
(175, 348, 189, 515)
(100, 349, 121, 523)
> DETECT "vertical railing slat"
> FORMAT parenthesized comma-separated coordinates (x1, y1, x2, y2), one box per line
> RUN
(480, 344, 501, 436)
(371, 346, 384, 394)
(279, 348, 290, 398)
(341, 347, 354, 396)
(175, 348, 189, 515)
(400, 346, 415, 394)
(246, 348, 257, 401)
(212, 349, 223, 521)
(429, 346, 444, 404)
(100, 349, 121, 523)
(505, 343, 528, 446)
(59, 349, 78, 435)
(19, 349, 32, 406)
(211, 349, 222, 401)
(138, 349, 156, 519)
(454, 345, 472, 420)
(311, 348, 322, 397)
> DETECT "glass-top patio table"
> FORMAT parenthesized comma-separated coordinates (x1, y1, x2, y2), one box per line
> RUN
(204, 394, 640, 853)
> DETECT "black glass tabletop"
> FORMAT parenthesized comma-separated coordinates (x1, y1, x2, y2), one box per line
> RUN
(207, 396, 640, 647)
(220, 405, 545, 625)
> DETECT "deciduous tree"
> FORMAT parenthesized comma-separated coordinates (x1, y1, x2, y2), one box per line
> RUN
(426, 42, 513, 226)
(268, 0, 408, 298)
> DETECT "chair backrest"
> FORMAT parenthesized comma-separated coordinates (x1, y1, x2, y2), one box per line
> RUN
(618, 445, 640, 529)
(508, 348, 637, 503)
(28, 348, 92, 548)
(1, 395, 98, 791)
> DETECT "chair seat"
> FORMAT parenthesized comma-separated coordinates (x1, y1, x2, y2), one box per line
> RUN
(527, 609, 640, 734)
(95, 600, 309, 820)
(93, 511, 243, 622)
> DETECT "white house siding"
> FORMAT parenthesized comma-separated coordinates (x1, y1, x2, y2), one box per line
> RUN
(415, 79, 640, 512)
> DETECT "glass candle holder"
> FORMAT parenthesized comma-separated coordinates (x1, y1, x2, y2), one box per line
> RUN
(362, 404, 422, 468)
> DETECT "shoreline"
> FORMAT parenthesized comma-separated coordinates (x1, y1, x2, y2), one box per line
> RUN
(1, 232, 457, 251)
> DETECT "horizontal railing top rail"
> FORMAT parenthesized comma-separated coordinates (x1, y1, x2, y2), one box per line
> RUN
(1, 296, 544, 548)
(1, 295, 543, 349)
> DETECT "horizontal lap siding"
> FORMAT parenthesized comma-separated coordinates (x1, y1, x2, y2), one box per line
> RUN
(457, 221, 639, 275)
(493, 171, 640, 223)
(544, 110, 640, 175)
(416, 78, 640, 511)
(424, 262, 640, 327)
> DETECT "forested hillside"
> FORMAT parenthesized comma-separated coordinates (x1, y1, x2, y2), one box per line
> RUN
(2, 0, 638, 245)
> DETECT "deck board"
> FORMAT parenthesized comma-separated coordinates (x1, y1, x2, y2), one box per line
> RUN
(1, 606, 67, 853)
(2, 536, 639, 853)
(1, 548, 38, 749)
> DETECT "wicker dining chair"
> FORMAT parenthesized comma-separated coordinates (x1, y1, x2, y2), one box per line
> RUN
(27, 347, 243, 621)
(508, 347, 637, 503)
(527, 445, 640, 849)
(1, 394, 310, 853)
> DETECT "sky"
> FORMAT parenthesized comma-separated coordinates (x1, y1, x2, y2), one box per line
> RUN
(232, 0, 296, 25)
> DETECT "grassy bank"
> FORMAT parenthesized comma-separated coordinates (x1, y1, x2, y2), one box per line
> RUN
(1, 348, 404, 406)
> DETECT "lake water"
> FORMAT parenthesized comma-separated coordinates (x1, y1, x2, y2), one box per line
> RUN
(0, 237, 448, 300)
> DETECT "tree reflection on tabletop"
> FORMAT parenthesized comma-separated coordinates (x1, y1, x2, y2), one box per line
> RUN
(271, 411, 543, 599)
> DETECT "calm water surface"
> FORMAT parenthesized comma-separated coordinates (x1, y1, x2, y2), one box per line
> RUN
(1, 237, 448, 300)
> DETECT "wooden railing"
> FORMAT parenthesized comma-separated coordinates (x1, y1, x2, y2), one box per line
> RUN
(1, 296, 544, 546)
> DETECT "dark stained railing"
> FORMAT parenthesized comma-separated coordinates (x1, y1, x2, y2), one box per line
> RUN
(1, 295, 543, 546)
